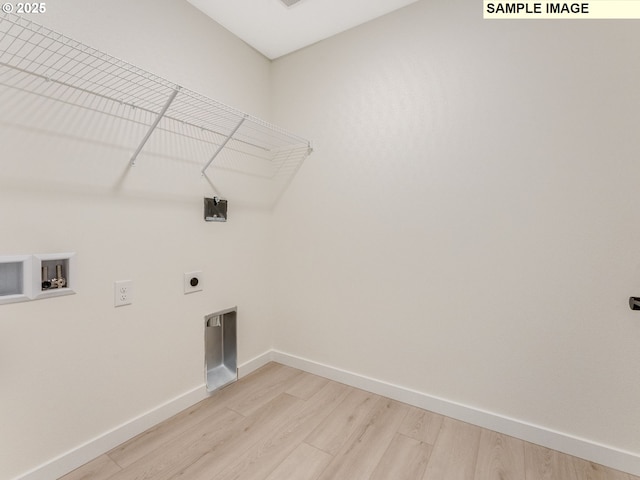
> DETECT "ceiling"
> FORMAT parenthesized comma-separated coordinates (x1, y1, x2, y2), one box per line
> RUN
(187, 0, 420, 60)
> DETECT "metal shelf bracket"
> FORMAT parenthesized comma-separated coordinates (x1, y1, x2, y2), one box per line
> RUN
(201, 115, 247, 176)
(130, 86, 180, 166)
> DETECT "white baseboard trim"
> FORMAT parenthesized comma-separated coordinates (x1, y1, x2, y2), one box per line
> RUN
(15, 350, 640, 479)
(14, 354, 271, 480)
(270, 350, 640, 477)
(14, 385, 209, 480)
(238, 350, 275, 378)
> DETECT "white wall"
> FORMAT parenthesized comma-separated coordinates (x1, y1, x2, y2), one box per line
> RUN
(271, 0, 640, 463)
(0, 2, 274, 479)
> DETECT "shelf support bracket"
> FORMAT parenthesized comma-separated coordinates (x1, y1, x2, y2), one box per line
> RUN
(130, 87, 180, 166)
(201, 116, 247, 175)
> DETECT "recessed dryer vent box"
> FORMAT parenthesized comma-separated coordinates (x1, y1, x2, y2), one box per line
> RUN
(204, 307, 237, 392)
(0, 255, 32, 305)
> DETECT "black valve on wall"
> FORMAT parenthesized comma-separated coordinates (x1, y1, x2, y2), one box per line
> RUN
(629, 297, 640, 310)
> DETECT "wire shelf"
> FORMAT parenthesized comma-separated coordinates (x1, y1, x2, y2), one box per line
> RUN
(0, 12, 312, 203)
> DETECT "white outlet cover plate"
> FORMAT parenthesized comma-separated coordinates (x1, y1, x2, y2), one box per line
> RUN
(184, 271, 203, 294)
(114, 280, 133, 307)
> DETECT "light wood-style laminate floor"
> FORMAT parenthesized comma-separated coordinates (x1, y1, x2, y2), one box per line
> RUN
(60, 362, 638, 480)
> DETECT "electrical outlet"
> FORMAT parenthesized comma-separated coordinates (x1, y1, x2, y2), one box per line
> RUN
(184, 271, 203, 294)
(114, 280, 133, 307)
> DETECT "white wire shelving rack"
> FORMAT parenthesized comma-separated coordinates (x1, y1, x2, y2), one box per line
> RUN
(0, 13, 312, 203)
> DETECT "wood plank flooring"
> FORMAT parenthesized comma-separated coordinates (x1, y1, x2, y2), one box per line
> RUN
(60, 362, 638, 480)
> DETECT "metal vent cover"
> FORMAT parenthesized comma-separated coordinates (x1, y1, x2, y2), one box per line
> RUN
(280, 0, 303, 6)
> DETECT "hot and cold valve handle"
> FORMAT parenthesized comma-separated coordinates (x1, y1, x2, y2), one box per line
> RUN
(629, 297, 640, 310)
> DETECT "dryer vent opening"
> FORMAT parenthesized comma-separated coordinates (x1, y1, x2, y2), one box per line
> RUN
(205, 307, 237, 392)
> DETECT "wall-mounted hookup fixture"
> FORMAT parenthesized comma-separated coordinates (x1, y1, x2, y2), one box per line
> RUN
(184, 271, 203, 294)
(204, 197, 227, 222)
(0, 252, 76, 305)
(204, 307, 237, 392)
(42, 263, 67, 290)
(629, 297, 640, 310)
(34, 253, 76, 300)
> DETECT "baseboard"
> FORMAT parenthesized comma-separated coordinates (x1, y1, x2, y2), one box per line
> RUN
(238, 350, 275, 378)
(14, 354, 272, 480)
(15, 350, 640, 479)
(270, 350, 640, 477)
(13, 385, 208, 480)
